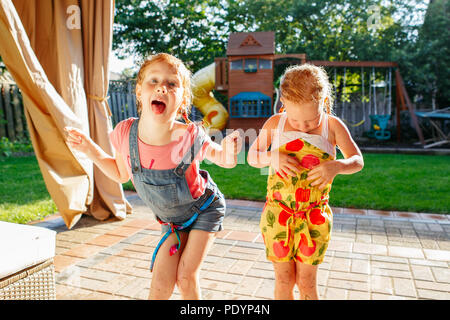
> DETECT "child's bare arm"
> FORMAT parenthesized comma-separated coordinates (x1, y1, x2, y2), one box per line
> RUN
(64, 127, 130, 184)
(248, 116, 302, 177)
(331, 117, 364, 174)
(247, 116, 278, 168)
(205, 130, 242, 168)
(307, 117, 364, 189)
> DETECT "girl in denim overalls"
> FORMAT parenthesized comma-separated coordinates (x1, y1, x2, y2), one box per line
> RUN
(65, 53, 242, 300)
(248, 64, 364, 300)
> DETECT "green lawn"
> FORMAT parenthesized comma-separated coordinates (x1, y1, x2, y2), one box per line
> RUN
(1, 153, 449, 224)
(197, 153, 450, 214)
(0, 156, 57, 224)
(329, 153, 450, 213)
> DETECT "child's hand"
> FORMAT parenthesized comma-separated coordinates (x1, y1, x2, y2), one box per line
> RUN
(221, 130, 243, 167)
(306, 160, 339, 190)
(64, 126, 93, 155)
(270, 151, 302, 179)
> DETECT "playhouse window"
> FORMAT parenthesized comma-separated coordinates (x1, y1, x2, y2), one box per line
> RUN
(244, 59, 258, 73)
(230, 92, 271, 118)
(230, 59, 243, 70)
(259, 59, 272, 70)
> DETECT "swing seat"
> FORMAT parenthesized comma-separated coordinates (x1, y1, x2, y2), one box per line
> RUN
(375, 129, 391, 140)
(367, 115, 391, 140)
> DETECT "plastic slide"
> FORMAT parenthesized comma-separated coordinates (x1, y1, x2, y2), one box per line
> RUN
(191, 63, 229, 130)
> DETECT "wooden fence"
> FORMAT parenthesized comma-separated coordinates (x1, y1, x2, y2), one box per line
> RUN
(0, 81, 138, 142)
(0, 80, 202, 142)
(108, 80, 138, 126)
(0, 80, 141, 141)
(107, 80, 202, 126)
(1, 77, 398, 142)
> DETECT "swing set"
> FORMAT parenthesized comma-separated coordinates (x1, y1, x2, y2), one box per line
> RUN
(211, 32, 424, 145)
(273, 60, 424, 145)
(331, 64, 393, 140)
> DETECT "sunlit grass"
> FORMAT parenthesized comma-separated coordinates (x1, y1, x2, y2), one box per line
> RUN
(0, 156, 58, 224)
(123, 152, 450, 214)
(1, 151, 448, 226)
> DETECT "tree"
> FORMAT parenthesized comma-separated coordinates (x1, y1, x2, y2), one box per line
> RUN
(112, 0, 446, 108)
(221, 0, 419, 62)
(113, 0, 227, 73)
(404, 0, 449, 109)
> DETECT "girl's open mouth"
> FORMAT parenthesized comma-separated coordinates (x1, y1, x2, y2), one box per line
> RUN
(151, 100, 166, 114)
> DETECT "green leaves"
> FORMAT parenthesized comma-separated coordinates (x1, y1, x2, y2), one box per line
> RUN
(271, 182, 284, 190)
(113, 0, 227, 72)
(273, 231, 287, 240)
(310, 230, 321, 238)
(294, 222, 305, 233)
(290, 201, 296, 210)
(112, 0, 435, 108)
(318, 244, 327, 256)
(266, 210, 275, 228)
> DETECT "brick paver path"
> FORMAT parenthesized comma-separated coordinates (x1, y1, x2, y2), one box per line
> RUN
(35, 193, 450, 300)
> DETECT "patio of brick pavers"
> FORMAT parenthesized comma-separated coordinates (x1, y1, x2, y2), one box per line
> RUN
(35, 192, 450, 300)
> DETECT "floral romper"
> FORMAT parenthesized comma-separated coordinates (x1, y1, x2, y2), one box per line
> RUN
(260, 112, 336, 265)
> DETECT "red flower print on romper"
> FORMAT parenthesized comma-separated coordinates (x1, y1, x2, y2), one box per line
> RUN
(273, 241, 290, 258)
(309, 208, 326, 225)
(301, 154, 320, 170)
(278, 210, 291, 226)
(299, 233, 316, 256)
(286, 139, 304, 152)
(295, 187, 311, 203)
(273, 191, 283, 201)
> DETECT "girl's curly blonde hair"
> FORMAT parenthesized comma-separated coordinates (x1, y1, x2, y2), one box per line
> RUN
(280, 64, 334, 114)
(135, 53, 192, 121)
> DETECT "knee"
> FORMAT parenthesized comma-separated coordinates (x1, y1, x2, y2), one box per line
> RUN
(296, 272, 317, 290)
(275, 271, 296, 289)
(176, 269, 198, 293)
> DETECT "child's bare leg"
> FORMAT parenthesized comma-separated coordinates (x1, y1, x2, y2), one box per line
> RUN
(295, 262, 319, 300)
(272, 261, 296, 300)
(148, 231, 189, 300)
(177, 230, 216, 299)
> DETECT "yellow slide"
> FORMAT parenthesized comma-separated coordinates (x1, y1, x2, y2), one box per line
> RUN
(191, 63, 229, 130)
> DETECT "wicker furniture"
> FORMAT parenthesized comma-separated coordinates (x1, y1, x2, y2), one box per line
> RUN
(0, 221, 56, 300)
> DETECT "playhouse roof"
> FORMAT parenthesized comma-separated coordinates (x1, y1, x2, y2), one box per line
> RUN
(226, 32, 275, 56)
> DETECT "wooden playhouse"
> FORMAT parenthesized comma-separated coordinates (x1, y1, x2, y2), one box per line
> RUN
(211, 31, 424, 145)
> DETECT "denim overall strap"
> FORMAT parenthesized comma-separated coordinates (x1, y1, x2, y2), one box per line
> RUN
(173, 125, 207, 177)
(129, 118, 142, 174)
(142, 125, 215, 272)
(150, 188, 216, 272)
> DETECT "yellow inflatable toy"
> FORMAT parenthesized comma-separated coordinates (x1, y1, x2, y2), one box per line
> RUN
(191, 63, 229, 130)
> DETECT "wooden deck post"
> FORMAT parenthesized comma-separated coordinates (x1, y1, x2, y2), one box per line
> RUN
(395, 69, 425, 146)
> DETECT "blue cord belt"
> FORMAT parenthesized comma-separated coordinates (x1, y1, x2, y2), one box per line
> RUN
(150, 192, 216, 272)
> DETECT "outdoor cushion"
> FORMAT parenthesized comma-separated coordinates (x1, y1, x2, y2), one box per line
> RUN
(0, 221, 56, 279)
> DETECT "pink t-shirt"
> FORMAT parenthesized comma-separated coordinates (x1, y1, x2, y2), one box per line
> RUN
(109, 118, 210, 199)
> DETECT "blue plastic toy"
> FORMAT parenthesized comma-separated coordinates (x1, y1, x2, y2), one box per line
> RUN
(367, 114, 391, 140)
